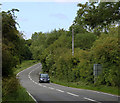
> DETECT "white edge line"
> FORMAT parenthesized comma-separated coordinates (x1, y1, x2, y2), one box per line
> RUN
(84, 89, 120, 97)
(16, 63, 39, 76)
(17, 62, 120, 98)
(27, 91, 38, 103)
(51, 82, 120, 97)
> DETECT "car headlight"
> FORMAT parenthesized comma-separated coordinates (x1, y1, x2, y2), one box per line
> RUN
(40, 78, 43, 80)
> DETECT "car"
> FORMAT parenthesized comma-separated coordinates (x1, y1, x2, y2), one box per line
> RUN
(39, 73, 50, 83)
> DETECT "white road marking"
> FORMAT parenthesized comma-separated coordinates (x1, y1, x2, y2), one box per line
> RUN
(34, 82, 38, 85)
(56, 89, 64, 93)
(27, 91, 38, 103)
(28, 67, 44, 87)
(49, 87, 55, 90)
(67, 92, 79, 97)
(17, 63, 120, 103)
(43, 86, 47, 88)
(84, 97, 102, 103)
(84, 89, 120, 97)
(16, 63, 39, 76)
(84, 97, 96, 102)
(18, 63, 119, 101)
(28, 67, 67, 94)
(39, 84, 42, 86)
(101, 92, 120, 97)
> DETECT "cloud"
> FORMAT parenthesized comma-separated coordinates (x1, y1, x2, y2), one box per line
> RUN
(50, 13, 68, 20)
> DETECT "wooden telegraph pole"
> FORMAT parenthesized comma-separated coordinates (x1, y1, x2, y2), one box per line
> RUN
(72, 28, 74, 56)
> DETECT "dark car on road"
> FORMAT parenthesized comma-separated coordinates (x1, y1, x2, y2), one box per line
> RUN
(39, 74, 50, 83)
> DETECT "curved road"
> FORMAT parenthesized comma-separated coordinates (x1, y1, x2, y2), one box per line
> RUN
(17, 63, 119, 103)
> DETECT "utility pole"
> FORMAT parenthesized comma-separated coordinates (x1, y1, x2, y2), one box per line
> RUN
(72, 28, 74, 56)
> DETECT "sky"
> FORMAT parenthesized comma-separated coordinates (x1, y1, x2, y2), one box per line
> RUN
(2, 1, 88, 39)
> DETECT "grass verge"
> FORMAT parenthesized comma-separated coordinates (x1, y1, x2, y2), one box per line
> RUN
(14, 60, 39, 75)
(2, 60, 39, 103)
(50, 76, 119, 96)
(2, 85, 36, 103)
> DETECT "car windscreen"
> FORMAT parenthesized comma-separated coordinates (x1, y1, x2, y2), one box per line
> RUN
(40, 74, 49, 78)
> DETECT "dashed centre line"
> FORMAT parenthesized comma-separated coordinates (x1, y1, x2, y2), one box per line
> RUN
(84, 97, 96, 102)
(84, 97, 102, 103)
(67, 92, 79, 97)
(56, 89, 65, 93)
(27, 65, 102, 103)
(18, 64, 106, 103)
(43, 86, 47, 88)
(48, 87, 55, 90)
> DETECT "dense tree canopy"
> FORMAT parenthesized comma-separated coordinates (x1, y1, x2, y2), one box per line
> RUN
(2, 9, 32, 77)
(74, 2, 120, 35)
(2, 2, 119, 87)
(30, 2, 119, 87)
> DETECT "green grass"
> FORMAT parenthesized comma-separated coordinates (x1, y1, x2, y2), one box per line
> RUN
(50, 76, 119, 96)
(2, 85, 36, 103)
(2, 60, 39, 103)
(14, 60, 39, 75)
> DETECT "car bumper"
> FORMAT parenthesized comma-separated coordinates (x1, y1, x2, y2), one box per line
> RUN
(39, 80, 50, 83)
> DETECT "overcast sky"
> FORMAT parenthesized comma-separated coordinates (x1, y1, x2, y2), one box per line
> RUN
(2, 1, 87, 39)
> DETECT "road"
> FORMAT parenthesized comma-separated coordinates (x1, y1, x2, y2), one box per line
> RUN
(17, 63, 119, 103)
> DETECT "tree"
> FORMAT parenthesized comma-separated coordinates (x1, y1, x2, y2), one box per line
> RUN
(2, 9, 32, 77)
(2, 9, 20, 76)
(69, 24, 88, 34)
(74, 33, 97, 49)
(91, 27, 119, 86)
(74, 2, 120, 35)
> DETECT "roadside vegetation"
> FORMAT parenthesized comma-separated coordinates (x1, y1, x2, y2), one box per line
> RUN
(14, 60, 39, 75)
(2, 60, 38, 102)
(50, 76, 119, 95)
(2, 2, 120, 102)
(30, 2, 119, 95)
(2, 76, 36, 102)
(2, 9, 36, 102)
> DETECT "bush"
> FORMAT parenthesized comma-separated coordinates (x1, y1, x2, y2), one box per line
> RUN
(91, 27, 119, 86)
(30, 26, 119, 87)
(2, 76, 20, 98)
(75, 33, 97, 49)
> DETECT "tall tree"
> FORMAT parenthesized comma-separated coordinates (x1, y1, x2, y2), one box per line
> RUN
(2, 9, 20, 76)
(2, 9, 32, 77)
(74, 2, 120, 35)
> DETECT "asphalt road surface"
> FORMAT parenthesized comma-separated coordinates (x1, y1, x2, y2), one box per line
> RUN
(17, 63, 120, 103)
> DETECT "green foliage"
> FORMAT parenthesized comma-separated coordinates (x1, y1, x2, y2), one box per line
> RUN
(30, 26, 119, 87)
(29, 2, 119, 88)
(30, 29, 69, 60)
(91, 27, 119, 86)
(74, 2, 120, 34)
(2, 47, 19, 76)
(2, 9, 32, 77)
(2, 76, 36, 102)
(14, 60, 38, 75)
(75, 33, 97, 49)
(2, 76, 20, 98)
(50, 76, 119, 95)
(2, 9, 19, 77)
(69, 24, 87, 34)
